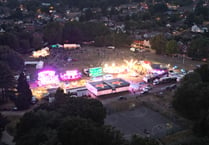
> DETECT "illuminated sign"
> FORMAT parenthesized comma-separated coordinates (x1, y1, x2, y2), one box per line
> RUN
(89, 67, 103, 77)
(59, 70, 81, 81)
(95, 84, 106, 88)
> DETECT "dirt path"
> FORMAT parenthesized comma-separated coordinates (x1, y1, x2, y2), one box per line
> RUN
(1, 130, 15, 145)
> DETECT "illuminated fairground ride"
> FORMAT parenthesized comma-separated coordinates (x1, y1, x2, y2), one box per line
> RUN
(37, 69, 82, 86)
(31, 47, 50, 58)
(37, 70, 60, 87)
(32, 69, 86, 98)
(59, 70, 82, 81)
(31, 87, 48, 100)
(103, 63, 127, 74)
(103, 59, 153, 76)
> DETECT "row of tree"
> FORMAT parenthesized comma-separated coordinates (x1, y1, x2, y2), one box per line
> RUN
(0, 21, 131, 54)
(0, 44, 32, 107)
(150, 34, 178, 55)
(0, 65, 32, 109)
(185, 0, 209, 26)
(150, 34, 209, 60)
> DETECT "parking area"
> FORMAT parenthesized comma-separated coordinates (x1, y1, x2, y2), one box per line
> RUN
(105, 105, 182, 139)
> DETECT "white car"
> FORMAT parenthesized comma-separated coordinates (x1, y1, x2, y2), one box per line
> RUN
(144, 85, 152, 90)
(153, 79, 159, 85)
(103, 74, 113, 80)
(107, 46, 115, 49)
(140, 88, 149, 94)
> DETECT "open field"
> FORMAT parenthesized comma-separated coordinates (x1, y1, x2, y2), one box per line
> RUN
(27, 46, 204, 73)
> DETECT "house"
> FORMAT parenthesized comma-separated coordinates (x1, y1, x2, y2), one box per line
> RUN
(0, 28, 5, 33)
(191, 24, 208, 33)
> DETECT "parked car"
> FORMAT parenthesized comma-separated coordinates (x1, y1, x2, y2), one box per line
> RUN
(144, 85, 152, 90)
(140, 88, 149, 94)
(103, 74, 113, 80)
(118, 96, 127, 100)
(31, 96, 38, 104)
(12, 107, 18, 111)
(107, 46, 115, 49)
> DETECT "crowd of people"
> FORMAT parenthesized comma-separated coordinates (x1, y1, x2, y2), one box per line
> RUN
(42, 46, 137, 72)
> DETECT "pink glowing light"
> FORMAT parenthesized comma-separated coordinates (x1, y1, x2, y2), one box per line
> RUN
(38, 70, 59, 86)
(152, 69, 165, 75)
(59, 70, 81, 81)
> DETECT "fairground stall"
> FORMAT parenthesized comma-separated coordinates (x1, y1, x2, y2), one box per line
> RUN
(86, 78, 130, 96)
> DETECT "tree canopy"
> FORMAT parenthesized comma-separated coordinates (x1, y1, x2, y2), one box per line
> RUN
(0, 113, 8, 138)
(0, 62, 15, 103)
(188, 37, 209, 59)
(15, 72, 33, 110)
(15, 94, 161, 145)
(150, 34, 167, 54)
(130, 134, 159, 145)
(173, 65, 209, 120)
(0, 45, 24, 71)
(14, 97, 124, 145)
(173, 64, 209, 137)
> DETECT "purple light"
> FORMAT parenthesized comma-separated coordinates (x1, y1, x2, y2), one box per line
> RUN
(59, 70, 81, 81)
(152, 69, 165, 74)
(38, 70, 59, 86)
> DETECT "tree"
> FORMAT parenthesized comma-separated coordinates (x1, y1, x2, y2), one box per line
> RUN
(6, 0, 19, 9)
(166, 40, 178, 55)
(0, 113, 8, 138)
(15, 110, 61, 145)
(58, 117, 126, 145)
(130, 134, 159, 145)
(150, 34, 167, 54)
(83, 9, 94, 21)
(173, 65, 209, 120)
(0, 32, 19, 50)
(15, 97, 124, 145)
(188, 37, 209, 59)
(58, 117, 99, 145)
(15, 72, 32, 110)
(54, 87, 67, 105)
(17, 32, 33, 53)
(0, 46, 24, 71)
(195, 0, 209, 21)
(149, 3, 168, 14)
(194, 111, 209, 137)
(179, 137, 209, 145)
(10, 8, 23, 20)
(19, 39, 30, 53)
(56, 97, 106, 125)
(80, 22, 110, 42)
(63, 22, 84, 43)
(43, 22, 63, 44)
(195, 64, 209, 83)
(24, 0, 40, 12)
(0, 62, 15, 103)
(31, 32, 43, 50)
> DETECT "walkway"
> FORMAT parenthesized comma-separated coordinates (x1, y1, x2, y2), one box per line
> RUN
(1, 130, 15, 145)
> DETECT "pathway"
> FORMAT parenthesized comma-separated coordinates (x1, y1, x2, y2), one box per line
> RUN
(1, 130, 15, 145)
